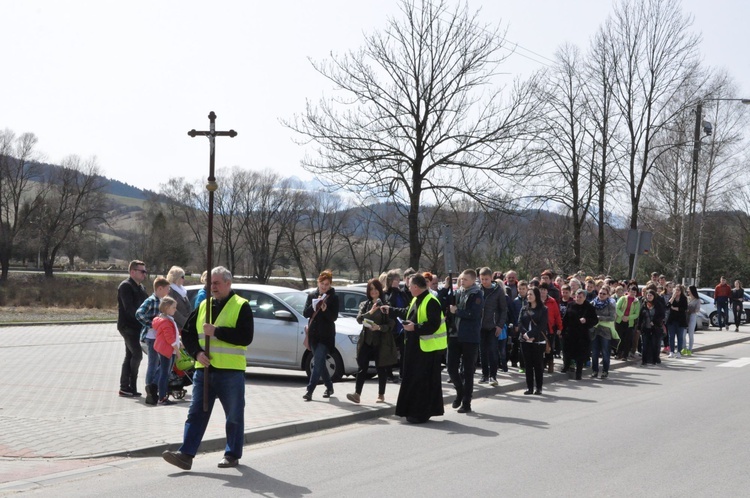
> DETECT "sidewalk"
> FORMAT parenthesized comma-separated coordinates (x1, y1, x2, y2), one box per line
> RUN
(1, 323, 748, 485)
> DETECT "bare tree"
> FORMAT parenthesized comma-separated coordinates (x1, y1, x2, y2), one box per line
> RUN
(603, 0, 704, 274)
(241, 171, 296, 283)
(0, 130, 45, 281)
(287, 0, 542, 269)
(35, 155, 109, 278)
(529, 44, 597, 270)
(160, 177, 209, 268)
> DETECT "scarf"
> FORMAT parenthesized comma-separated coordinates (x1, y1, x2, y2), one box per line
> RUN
(170, 283, 188, 299)
(593, 296, 613, 310)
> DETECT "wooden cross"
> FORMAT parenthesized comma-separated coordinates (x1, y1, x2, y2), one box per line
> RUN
(187, 111, 237, 411)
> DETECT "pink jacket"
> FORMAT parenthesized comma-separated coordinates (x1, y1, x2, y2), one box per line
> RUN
(153, 315, 180, 358)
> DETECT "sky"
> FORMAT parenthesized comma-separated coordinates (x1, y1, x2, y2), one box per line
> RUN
(1, 0, 748, 192)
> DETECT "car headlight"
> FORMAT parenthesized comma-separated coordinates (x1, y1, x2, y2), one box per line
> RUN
(348, 335, 359, 344)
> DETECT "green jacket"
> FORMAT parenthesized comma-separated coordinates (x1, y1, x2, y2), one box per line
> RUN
(616, 295, 641, 328)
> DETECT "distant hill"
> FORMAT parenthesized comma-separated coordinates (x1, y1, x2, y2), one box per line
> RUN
(27, 160, 156, 201)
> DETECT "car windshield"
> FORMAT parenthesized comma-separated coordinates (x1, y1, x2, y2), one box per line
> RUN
(276, 291, 307, 314)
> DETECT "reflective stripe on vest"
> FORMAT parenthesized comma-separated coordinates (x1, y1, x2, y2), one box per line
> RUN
(407, 292, 448, 352)
(195, 294, 249, 370)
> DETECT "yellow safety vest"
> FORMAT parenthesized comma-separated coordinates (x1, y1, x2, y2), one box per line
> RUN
(196, 294, 249, 370)
(407, 292, 448, 352)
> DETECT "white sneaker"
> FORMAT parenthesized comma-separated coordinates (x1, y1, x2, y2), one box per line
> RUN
(667, 352, 674, 358)
(675, 352, 681, 358)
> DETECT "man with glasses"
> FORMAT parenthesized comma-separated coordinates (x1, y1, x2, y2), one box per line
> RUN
(117, 260, 149, 397)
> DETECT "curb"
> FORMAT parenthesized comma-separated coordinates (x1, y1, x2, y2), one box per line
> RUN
(0, 320, 116, 328)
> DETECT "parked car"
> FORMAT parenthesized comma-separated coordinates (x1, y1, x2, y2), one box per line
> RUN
(697, 287, 750, 326)
(336, 285, 369, 318)
(185, 284, 361, 381)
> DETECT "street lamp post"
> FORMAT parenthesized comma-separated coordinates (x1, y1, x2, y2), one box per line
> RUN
(688, 97, 750, 285)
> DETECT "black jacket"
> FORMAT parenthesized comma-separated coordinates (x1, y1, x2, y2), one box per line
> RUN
(304, 287, 339, 350)
(117, 277, 148, 333)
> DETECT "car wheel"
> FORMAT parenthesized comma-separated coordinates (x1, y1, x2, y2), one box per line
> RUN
(304, 349, 345, 383)
(710, 312, 719, 328)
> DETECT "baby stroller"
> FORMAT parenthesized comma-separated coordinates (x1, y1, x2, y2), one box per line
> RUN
(169, 348, 195, 400)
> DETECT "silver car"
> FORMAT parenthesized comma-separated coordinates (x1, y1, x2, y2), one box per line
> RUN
(185, 284, 361, 381)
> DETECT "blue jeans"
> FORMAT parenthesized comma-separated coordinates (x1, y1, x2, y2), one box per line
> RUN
(145, 338, 160, 386)
(591, 335, 610, 373)
(179, 369, 246, 459)
(157, 353, 174, 399)
(668, 322, 685, 354)
(716, 298, 729, 328)
(306, 343, 333, 393)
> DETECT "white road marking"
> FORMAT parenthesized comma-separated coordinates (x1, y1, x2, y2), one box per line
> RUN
(717, 358, 750, 368)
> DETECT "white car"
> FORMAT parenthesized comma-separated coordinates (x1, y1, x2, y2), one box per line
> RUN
(697, 287, 750, 326)
(185, 284, 361, 381)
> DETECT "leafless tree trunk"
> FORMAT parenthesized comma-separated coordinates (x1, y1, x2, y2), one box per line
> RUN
(0, 130, 44, 281)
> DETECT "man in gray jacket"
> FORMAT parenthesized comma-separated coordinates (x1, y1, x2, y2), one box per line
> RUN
(478, 267, 508, 386)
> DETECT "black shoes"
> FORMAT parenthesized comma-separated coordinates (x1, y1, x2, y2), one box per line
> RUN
(601, 372, 609, 379)
(118, 389, 142, 397)
(323, 387, 334, 398)
(457, 405, 472, 414)
(478, 377, 489, 384)
(218, 456, 239, 468)
(302, 391, 312, 401)
(591, 372, 599, 379)
(145, 384, 158, 405)
(523, 390, 533, 395)
(534, 389, 542, 395)
(452, 397, 462, 409)
(162, 451, 193, 470)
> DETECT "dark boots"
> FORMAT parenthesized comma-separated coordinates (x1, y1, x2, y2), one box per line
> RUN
(145, 384, 158, 405)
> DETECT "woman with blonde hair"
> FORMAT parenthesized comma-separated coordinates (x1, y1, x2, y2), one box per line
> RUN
(166, 266, 193, 331)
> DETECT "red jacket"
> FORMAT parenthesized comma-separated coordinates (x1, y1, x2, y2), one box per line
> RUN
(714, 283, 732, 300)
(153, 315, 180, 358)
(545, 297, 562, 334)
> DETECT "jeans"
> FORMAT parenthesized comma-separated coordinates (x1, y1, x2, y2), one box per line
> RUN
(687, 314, 697, 351)
(179, 368, 245, 459)
(591, 335, 611, 373)
(157, 353, 174, 399)
(145, 338, 160, 386)
(668, 322, 685, 354)
(447, 339, 478, 405)
(307, 343, 333, 393)
(520, 342, 544, 390)
(118, 328, 142, 392)
(716, 298, 729, 328)
(479, 328, 499, 378)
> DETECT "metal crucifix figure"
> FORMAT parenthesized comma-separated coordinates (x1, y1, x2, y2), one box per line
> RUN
(188, 111, 237, 411)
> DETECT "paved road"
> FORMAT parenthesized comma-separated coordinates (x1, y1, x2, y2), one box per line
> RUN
(8, 341, 750, 497)
(1, 323, 748, 492)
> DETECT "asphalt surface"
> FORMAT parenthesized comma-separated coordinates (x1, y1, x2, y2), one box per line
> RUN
(0, 322, 748, 493)
(9, 341, 750, 497)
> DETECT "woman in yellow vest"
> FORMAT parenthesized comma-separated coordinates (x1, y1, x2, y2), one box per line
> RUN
(384, 274, 447, 424)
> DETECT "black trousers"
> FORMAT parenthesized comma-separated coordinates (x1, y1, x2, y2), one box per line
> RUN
(521, 342, 544, 391)
(119, 328, 142, 392)
(479, 328, 499, 378)
(447, 339, 478, 406)
(616, 321, 633, 359)
(510, 334, 525, 368)
(354, 341, 388, 395)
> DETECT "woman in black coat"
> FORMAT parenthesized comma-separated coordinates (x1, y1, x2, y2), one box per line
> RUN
(638, 289, 666, 365)
(562, 289, 599, 380)
(518, 287, 548, 395)
(666, 284, 688, 358)
(302, 270, 339, 401)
